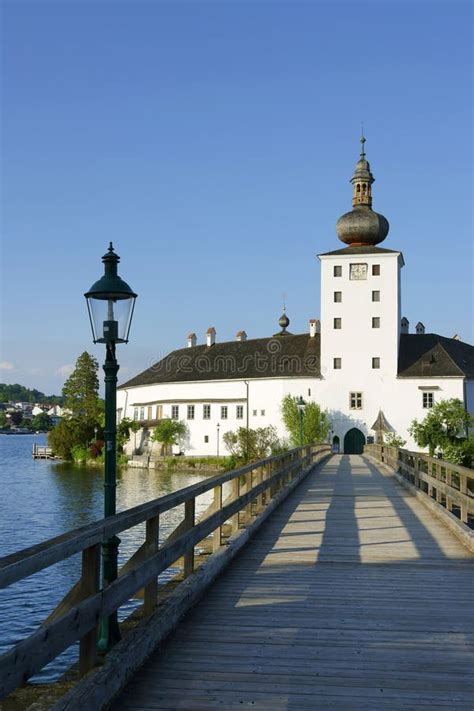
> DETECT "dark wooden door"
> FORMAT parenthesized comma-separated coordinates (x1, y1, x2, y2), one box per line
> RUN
(344, 428, 365, 454)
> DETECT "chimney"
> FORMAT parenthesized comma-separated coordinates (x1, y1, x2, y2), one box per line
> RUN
(309, 319, 320, 338)
(415, 322, 425, 335)
(206, 327, 216, 347)
(236, 330, 247, 342)
(452, 334, 460, 341)
(400, 317, 409, 334)
(187, 332, 197, 348)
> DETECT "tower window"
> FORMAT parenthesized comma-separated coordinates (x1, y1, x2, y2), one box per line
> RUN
(372, 357, 380, 369)
(372, 317, 380, 328)
(334, 318, 342, 329)
(334, 291, 342, 303)
(362, 183, 367, 192)
(333, 358, 342, 369)
(372, 290, 380, 302)
(423, 392, 434, 409)
(350, 392, 363, 410)
(372, 264, 380, 276)
(333, 265, 342, 277)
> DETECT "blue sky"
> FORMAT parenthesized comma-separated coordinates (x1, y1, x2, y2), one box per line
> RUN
(1, 1, 472, 395)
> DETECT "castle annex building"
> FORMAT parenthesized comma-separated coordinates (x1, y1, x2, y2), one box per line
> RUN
(118, 139, 474, 456)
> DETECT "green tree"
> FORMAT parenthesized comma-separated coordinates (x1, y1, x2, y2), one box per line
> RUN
(48, 352, 101, 458)
(0, 411, 8, 428)
(48, 419, 77, 460)
(31, 412, 53, 431)
(117, 417, 133, 451)
(0, 383, 62, 404)
(151, 419, 187, 455)
(9, 411, 23, 427)
(409, 398, 472, 459)
(281, 395, 330, 447)
(384, 432, 407, 448)
(129, 420, 141, 452)
(222, 426, 282, 463)
(62, 352, 100, 424)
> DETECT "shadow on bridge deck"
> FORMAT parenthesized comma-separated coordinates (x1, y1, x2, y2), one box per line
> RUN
(113, 454, 474, 711)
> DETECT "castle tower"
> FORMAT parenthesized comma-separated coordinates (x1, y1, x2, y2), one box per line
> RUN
(318, 137, 404, 394)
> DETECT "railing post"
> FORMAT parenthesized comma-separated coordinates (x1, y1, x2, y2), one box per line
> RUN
(144, 514, 159, 615)
(245, 470, 253, 518)
(183, 498, 195, 577)
(460, 474, 468, 524)
(79, 543, 100, 677)
(231, 476, 240, 534)
(212, 484, 223, 552)
(256, 466, 264, 511)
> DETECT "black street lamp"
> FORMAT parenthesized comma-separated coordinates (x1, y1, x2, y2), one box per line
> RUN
(216, 422, 220, 457)
(296, 396, 305, 447)
(85, 243, 137, 652)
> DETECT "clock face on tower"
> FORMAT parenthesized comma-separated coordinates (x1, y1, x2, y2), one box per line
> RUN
(349, 263, 368, 280)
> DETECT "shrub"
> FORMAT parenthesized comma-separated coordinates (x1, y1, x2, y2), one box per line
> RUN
(89, 439, 104, 459)
(71, 444, 90, 463)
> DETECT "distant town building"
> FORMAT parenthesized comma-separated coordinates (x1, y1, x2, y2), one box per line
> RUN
(117, 139, 474, 456)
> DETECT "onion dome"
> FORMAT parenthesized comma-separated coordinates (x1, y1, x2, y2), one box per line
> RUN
(336, 136, 390, 247)
(279, 308, 290, 331)
(273, 306, 293, 336)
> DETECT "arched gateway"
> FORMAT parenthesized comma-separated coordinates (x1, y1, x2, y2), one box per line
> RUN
(344, 428, 365, 454)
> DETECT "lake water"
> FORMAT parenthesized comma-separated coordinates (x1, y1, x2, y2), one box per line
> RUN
(0, 434, 216, 683)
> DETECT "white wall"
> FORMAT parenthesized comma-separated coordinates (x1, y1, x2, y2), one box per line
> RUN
(117, 372, 465, 456)
(319, 252, 402, 379)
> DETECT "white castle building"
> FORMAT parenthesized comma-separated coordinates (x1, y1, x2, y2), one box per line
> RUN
(117, 139, 474, 456)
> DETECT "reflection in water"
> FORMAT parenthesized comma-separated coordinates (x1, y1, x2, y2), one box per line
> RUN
(0, 435, 216, 682)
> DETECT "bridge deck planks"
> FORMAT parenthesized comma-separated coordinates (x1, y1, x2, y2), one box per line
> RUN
(114, 454, 474, 710)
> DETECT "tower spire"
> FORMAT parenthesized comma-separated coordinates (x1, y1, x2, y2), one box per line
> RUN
(350, 133, 374, 208)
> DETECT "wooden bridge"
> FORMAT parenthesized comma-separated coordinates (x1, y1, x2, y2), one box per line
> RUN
(1, 445, 473, 710)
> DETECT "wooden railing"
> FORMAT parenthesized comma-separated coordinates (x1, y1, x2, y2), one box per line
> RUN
(0, 444, 330, 700)
(365, 443, 474, 529)
(32, 443, 54, 459)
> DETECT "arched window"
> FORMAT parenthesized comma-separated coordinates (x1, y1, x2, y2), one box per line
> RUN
(356, 184, 360, 192)
(362, 183, 367, 192)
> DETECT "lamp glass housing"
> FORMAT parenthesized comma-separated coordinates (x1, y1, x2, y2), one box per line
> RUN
(86, 294, 136, 344)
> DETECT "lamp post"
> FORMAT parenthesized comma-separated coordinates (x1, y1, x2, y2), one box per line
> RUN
(216, 422, 220, 457)
(296, 396, 305, 447)
(85, 243, 137, 652)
